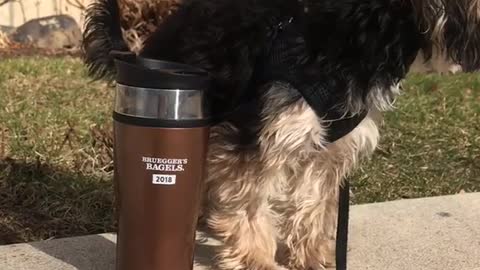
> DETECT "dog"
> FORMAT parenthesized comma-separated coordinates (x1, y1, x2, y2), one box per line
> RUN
(83, 0, 480, 269)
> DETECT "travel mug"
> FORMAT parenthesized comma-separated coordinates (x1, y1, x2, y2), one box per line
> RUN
(112, 52, 211, 270)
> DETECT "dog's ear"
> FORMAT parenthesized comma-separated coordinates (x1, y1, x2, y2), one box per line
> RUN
(82, 0, 129, 81)
(306, 0, 422, 113)
(414, 0, 480, 71)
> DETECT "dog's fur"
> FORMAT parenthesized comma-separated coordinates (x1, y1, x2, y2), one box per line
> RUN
(117, 0, 183, 52)
(83, 0, 480, 269)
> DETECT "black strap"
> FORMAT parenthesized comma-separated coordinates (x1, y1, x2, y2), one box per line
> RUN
(336, 180, 350, 270)
(325, 111, 368, 143)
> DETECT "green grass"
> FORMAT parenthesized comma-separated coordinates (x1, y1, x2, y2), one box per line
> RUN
(0, 57, 479, 244)
(0, 57, 114, 244)
(351, 73, 480, 203)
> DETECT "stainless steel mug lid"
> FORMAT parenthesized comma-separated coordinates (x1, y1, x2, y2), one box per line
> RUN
(112, 51, 212, 127)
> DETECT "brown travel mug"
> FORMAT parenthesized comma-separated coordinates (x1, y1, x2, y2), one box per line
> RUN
(112, 52, 211, 270)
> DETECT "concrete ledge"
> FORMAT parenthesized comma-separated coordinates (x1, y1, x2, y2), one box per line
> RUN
(1, 193, 479, 270)
(0, 231, 221, 270)
(349, 192, 480, 270)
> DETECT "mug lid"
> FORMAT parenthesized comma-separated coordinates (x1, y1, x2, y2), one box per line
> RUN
(111, 50, 211, 89)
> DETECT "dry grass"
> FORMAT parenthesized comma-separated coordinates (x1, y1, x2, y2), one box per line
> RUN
(0, 57, 114, 244)
(0, 57, 478, 244)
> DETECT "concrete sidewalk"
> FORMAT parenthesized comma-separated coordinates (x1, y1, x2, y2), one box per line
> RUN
(0, 193, 479, 270)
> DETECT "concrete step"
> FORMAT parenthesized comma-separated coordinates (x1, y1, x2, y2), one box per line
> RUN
(1, 193, 479, 270)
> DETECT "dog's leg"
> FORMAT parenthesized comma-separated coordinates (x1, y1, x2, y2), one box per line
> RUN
(280, 113, 380, 270)
(281, 158, 341, 270)
(204, 125, 284, 270)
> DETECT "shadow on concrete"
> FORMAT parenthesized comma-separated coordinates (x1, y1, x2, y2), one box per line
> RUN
(195, 243, 217, 269)
(30, 234, 116, 270)
(194, 230, 219, 268)
(29, 232, 219, 270)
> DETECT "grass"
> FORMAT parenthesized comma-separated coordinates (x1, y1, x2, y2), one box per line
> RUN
(0, 57, 479, 244)
(351, 73, 480, 203)
(0, 57, 114, 244)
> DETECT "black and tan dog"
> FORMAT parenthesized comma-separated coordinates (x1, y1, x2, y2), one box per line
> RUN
(83, 0, 480, 269)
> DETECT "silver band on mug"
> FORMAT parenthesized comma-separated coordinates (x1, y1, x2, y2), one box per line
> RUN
(114, 84, 210, 121)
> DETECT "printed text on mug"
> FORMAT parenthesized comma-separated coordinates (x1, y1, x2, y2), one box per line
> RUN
(142, 157, 188, 172)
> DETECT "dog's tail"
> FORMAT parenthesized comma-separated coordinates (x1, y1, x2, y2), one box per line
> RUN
(82, 0, 130, 80)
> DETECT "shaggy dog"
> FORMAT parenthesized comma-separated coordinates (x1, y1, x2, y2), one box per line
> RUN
(83, 0, 480, 269)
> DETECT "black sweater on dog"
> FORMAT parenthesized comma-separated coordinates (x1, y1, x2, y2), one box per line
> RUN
(85, 0, 423, 144)
(254, 17, 368, 142)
